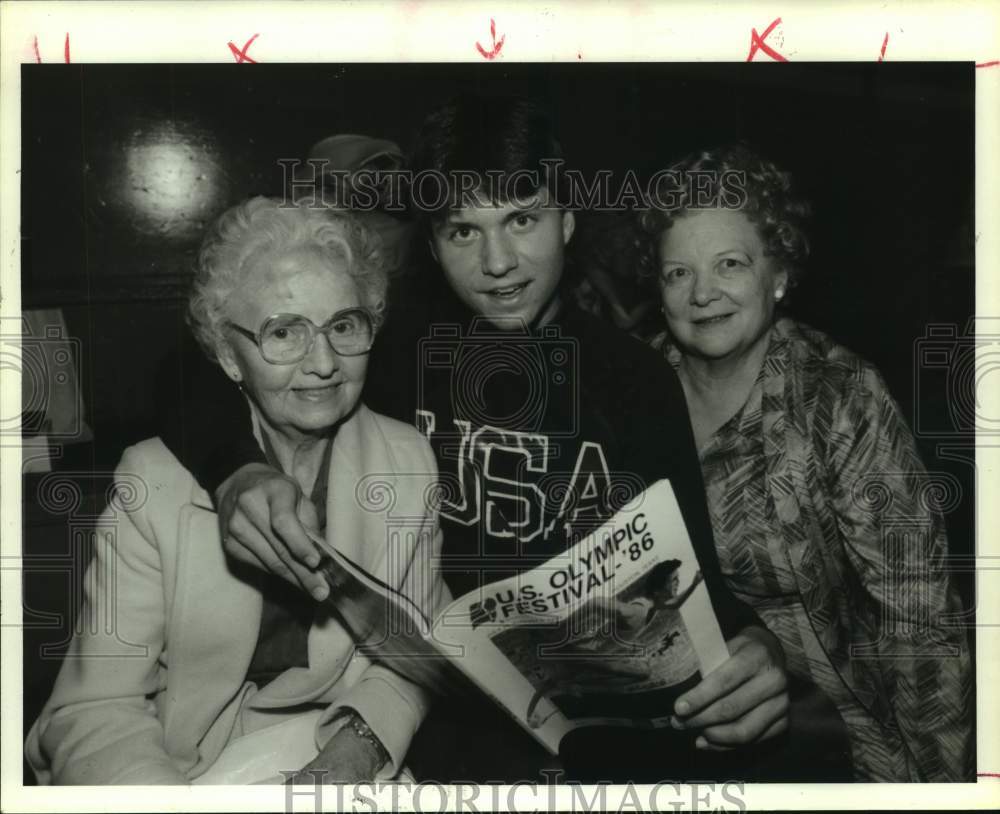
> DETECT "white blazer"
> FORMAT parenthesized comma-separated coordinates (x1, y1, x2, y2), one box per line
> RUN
(25, 405, 445, 784)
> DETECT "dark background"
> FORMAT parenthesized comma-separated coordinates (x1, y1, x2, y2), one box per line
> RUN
(21, 63, 976, 461)
(20, 63, 976, 766)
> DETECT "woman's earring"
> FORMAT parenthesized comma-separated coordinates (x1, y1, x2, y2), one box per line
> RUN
(775, 287, 785, 301)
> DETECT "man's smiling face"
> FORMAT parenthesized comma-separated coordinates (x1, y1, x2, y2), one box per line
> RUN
(429, 188, 575, 330)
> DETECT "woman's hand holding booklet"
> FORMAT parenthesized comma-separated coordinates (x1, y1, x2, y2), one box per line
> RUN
(306, 479, 734, 755)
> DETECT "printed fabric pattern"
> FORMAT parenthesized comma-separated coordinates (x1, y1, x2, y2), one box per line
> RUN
(657, 318, 973, 781)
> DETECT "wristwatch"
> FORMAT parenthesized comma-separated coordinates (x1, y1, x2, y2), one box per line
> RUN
(335, 708, 390, 770)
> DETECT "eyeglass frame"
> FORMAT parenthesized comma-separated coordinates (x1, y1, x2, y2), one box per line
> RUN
(226, 306, 377, 365)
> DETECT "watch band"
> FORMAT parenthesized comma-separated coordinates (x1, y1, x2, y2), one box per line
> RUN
(336, 708, 390, 770)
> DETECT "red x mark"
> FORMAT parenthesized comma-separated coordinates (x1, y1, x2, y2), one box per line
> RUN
(228, 33, 259, 63)
(746, 17, 787, 62)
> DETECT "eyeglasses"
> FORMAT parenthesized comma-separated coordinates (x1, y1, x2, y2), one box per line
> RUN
(227, 307, 375, 365)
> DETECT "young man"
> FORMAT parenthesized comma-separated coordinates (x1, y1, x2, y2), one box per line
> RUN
(163, 95, 796, 782)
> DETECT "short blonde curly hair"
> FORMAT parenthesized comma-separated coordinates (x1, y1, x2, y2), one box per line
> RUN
(638, 143, 811, 291)
(188, 197, 388, 363)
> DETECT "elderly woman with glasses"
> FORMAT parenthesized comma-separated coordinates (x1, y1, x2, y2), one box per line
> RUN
(25, 198, 445, 785)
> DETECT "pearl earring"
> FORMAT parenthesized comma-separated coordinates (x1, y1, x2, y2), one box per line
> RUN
(775, 288, 785, 300)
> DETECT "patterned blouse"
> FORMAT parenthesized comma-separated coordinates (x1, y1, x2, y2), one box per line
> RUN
(655, 318, 973, 781)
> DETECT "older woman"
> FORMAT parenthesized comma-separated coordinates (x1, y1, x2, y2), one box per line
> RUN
(636, 144, 974, 781)
(25, 198, 445, 784)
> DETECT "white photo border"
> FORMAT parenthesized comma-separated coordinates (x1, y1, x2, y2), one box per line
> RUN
(2, 0, 998, 810)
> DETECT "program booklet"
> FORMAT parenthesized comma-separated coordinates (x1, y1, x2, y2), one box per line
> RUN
(314, 478, 729, 755)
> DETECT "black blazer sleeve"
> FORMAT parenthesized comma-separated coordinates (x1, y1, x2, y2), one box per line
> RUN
(155, 335, 266, 497)
(619, 340, 761, 640)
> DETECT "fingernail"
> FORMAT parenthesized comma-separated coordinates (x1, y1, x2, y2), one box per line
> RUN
(675, 700, 690, 716)
(695, 736, 708, 750)
(311, 585, 329, 601)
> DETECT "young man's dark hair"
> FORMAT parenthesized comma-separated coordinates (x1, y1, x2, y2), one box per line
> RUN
(407, 93, 568, 225)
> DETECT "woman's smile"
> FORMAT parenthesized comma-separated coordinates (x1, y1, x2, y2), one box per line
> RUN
(691, 313, 735, 327)
(293, 383, 343, 401)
